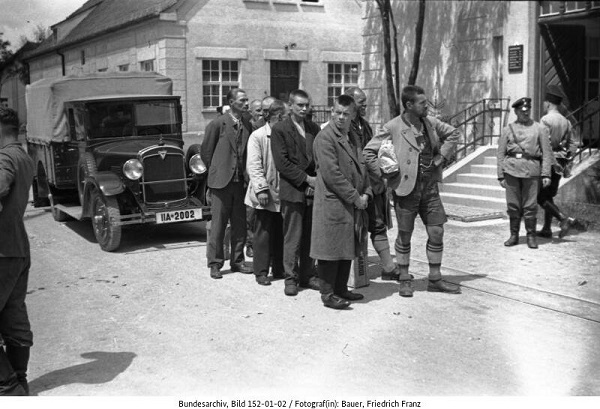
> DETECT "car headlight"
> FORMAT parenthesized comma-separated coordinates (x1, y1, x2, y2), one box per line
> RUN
(189, 153, 207, 175)
(123, 159, 144, 180)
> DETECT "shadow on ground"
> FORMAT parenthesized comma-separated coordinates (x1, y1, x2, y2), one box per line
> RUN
(28, 351, 136, 396)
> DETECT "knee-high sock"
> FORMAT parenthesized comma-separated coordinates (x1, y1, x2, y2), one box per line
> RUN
(372, 234, 395, 272)
(395, 240, 411, 280)
(426, 239, 443, 280)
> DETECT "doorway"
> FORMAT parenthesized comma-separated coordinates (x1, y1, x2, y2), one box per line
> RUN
(270, 60, 300, 101)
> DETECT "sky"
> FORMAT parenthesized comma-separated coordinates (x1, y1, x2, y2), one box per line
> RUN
(0, 0, 88, 50)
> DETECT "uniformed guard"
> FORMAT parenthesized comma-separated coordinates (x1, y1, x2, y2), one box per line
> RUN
(537, 86, 577, 238)
(497, 97, 553, 249)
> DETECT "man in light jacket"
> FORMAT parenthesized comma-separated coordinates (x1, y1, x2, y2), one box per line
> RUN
(244, 99, 286, 286)
(364, 85, 461, 298)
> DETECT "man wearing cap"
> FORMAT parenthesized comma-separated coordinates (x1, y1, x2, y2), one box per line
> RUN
(497, 97, 553, 249)
(537, 86, 577, 239)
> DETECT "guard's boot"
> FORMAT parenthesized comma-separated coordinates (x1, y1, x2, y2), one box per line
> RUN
(538, 210, 553, 238)
(543, 202, 573, 239)
(504, 217, 521, 246)
(6, 345, 30, 396)
(0, 348, 26, 396)
(524, 218, 538, 249)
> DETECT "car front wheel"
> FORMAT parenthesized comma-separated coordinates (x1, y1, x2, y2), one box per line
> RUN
(91, 190, 122, 252)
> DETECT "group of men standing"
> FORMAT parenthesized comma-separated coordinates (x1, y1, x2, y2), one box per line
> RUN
(200, 84, 463, 309)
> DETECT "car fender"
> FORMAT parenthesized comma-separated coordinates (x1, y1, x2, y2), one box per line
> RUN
(92, 171, 125, 196)
(81, 171, 125, 218)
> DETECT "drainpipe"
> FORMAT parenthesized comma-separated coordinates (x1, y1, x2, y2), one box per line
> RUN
(56, 50, 65, 76)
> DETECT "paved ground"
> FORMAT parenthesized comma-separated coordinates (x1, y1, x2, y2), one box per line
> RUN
(19, 204, 600, 397)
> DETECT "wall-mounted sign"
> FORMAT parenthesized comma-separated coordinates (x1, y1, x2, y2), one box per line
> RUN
(508, 45, 524, 73)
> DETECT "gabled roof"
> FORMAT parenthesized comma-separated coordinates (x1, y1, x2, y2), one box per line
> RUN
(24, 0, 180, 60)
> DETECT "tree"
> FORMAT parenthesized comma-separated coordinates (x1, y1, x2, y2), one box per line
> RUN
(375, 0, 426, 118)
(375, 0, 399, 119)
(0, 34, 15, 97)
(408, 0, 426, 86)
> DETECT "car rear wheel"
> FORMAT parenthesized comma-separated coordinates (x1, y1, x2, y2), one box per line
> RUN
(91, 190, 122, 252)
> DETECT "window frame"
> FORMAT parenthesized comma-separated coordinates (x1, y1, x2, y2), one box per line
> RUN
(201, 59, 241, 110)
(327, 62, 360, 107)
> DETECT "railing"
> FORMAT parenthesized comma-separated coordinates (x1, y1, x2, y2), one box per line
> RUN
(310, 105, 331, 125)
(566, 96, 600, 163)
(443, 98, 511, 165)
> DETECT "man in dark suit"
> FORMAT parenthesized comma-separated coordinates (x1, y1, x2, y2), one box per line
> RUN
(271, 89, 321, 296)
(201, 88, 253, 279)
(1, 107, 35, 395)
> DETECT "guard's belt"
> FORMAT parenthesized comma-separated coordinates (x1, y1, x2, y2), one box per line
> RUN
(507, 152, 541, 160)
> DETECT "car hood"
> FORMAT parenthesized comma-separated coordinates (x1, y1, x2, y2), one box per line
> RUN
(92, 138, 182, 158)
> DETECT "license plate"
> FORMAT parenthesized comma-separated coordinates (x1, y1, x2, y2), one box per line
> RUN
(515, 153, 523, 159)
(156, 209, 202, 224)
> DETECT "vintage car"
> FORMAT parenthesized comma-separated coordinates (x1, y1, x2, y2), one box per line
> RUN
(26, 72, 209, 251)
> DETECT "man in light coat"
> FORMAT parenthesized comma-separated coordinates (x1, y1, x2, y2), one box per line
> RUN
(311, 95, 371, 309)
(537, 86, 577, 238)
(364, 85, 461, 297)
(244, 99, 286, 286)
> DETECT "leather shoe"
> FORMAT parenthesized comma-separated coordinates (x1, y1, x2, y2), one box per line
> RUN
(284, 283, 298, 296)
(299, 277, 320, 291)
(231, 262, 253, 274)
(558, 217, 574, 238)
(398, 279, 414, 297)
(210, 267, 222, 279)
(538, 228, 552, 238)
(246, 246, 254, 258)
(337, 291, 364, 301)
(322, 294, 350, 309)
(256, 275, 271, 286)
(427, 279, 461, 294)
(381, 266, 400, 281)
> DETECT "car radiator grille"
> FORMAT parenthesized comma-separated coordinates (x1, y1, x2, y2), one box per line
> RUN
(141, 148, 187, 204)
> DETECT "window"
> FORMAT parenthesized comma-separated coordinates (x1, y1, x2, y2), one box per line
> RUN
(81, 50, 86, 65)
(140, 60, 155, 72)
(118, 64, 129, 72)
(98, 68, 108, 72)
(202, 60, 240, 109)
(327, 63, 360, 106)
(586, 37, 600, 99)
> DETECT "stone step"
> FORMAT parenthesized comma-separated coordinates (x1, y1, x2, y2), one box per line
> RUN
(483, 156, 498, 165)
(442, 182, 506, 199)
(456, 173, 500, 186)
(470, 164, 498, 175)
(440, 192, 506, 211)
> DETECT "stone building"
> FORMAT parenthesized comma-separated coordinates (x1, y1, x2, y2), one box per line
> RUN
(23, 0, 363, 132)
(362, 0, 599, 129)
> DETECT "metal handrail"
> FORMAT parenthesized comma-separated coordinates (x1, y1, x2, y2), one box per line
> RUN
(568, 98, 600, 163)
(443, 98, 511, 165)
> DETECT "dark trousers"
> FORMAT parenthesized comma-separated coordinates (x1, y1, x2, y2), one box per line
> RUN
(504, 173, 539, 219)
(280, 200, 315, 285)
(246, 206, 255, 248)
(537, 169, 561, 206)
(206, 181, 246, 269)
(0, 257, 33, 348)
(317, 259, 352, 296)
(367, 191, 389, 238)
(253, 209, 284, 277)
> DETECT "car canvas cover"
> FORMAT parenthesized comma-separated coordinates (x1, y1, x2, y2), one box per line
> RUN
(26, 72, 173, 143)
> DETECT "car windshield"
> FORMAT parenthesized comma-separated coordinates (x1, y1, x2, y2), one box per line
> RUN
(88, 100, 180, 138)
